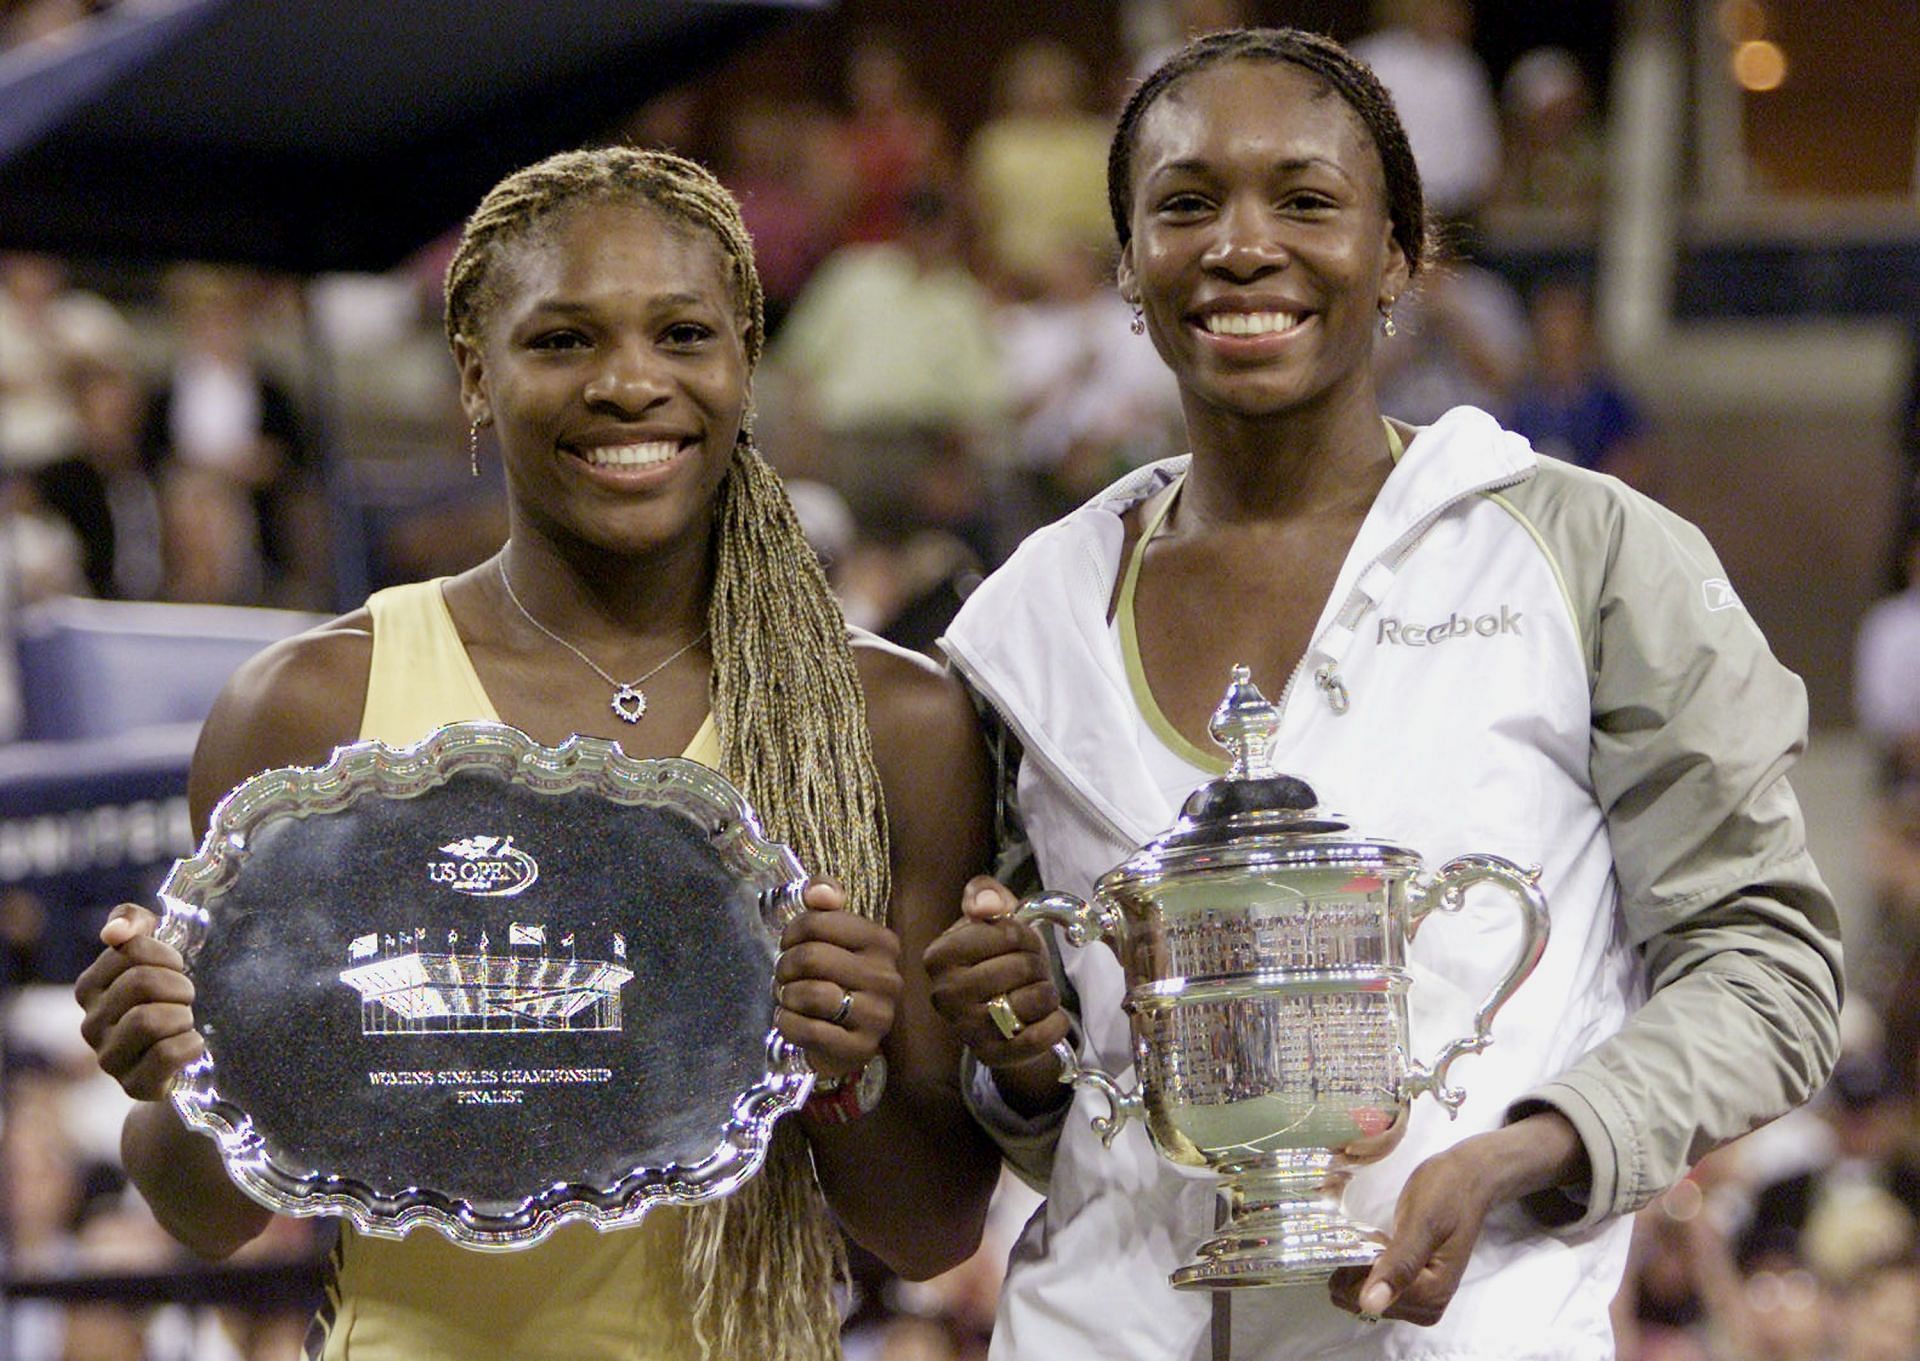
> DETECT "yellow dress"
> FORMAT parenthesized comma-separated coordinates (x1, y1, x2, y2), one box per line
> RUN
(310, 580, 717, 1360)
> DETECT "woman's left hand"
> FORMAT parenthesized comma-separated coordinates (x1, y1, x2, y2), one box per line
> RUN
(1326, 1138, 1501, 1325)
(773, 878, 901, 1083)
(1327, 1110, 1586, 1326)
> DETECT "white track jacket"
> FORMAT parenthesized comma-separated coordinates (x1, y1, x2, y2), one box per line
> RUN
(941, 406, 1841, 1361)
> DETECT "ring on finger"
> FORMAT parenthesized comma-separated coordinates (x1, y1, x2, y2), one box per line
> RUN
(985, 993, 1024, 1039)
(830, 989, 855, 1027)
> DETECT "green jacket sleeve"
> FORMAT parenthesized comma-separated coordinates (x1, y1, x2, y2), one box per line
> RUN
(1500, 464, 1843, 1230)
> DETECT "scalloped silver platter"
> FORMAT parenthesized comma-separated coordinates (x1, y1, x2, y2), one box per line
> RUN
(157, 720, 812, 1251)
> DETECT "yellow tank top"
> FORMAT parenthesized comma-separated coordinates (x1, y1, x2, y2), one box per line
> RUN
(311, 579, 717, 1361)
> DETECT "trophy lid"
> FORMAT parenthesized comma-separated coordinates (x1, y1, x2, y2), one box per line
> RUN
(1111, 667, 1419, 877)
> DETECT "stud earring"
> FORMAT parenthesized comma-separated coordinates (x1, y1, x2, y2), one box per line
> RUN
(1379, 300, 1398, 338)
(1129, 305, 1145, 336)
(468, 421, 482, 477)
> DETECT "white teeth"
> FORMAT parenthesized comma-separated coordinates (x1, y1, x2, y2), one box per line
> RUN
(1201, 311, 1301, 336)
(583, 441, 679, 468)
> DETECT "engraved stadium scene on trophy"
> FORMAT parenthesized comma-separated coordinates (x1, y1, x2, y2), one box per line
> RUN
(339, 917, 635, 1038)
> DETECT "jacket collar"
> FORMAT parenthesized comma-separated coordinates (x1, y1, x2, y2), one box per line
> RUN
(942, 407, 1536, 837)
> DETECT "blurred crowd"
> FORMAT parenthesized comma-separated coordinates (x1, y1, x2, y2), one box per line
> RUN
(0, 256, 325, 616)
(0, 0, 1641, 668)
(2, 2, 1916, 1360)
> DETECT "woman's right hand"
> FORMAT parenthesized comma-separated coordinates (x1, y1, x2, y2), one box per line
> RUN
(925, 876, 1072, 1116)
(75, 903, 204, 1101)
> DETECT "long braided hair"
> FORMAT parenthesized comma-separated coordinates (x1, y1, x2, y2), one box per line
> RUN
(1107, 27, 1430, 277)
(445, 146, 890, 1361)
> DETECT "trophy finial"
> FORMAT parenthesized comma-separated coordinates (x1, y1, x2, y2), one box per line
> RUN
(1209, 665, 1282, 779)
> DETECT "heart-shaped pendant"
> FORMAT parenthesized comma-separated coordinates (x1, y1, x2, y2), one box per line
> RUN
(610, 686, 646, 723)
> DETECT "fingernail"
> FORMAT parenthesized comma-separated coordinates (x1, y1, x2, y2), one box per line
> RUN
(984, 888, 1014, 915)
(1359, 1282, 1392, 1315)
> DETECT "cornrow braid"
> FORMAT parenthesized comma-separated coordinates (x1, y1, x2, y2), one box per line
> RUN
(443, 146, 888, 1361)
(1107, 26, 1428, 277)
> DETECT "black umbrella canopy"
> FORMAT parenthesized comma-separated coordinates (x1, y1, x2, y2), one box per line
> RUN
(0, 0, 825, 273)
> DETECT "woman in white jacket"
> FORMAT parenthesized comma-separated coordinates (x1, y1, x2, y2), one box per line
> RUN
(925, 27, 1841, 1361)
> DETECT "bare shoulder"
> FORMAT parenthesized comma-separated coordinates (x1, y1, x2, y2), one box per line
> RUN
(849, 635, 990, 917)
(188, 610, 375, 830)
(850, 632, 976, 761)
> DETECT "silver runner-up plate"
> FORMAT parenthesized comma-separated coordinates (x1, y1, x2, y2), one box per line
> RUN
(156, 721, 813, 1251)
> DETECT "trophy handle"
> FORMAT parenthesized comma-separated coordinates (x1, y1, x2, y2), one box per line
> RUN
(1044, 1038, 1144, 1146)
(1400, 853, 1550, 1115)
(1015, 890, 1124, 950)
(1013, 893, 1142, 1146)
(762, 878, 810, 931)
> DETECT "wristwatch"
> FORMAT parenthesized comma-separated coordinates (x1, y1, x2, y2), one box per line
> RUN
(801, 1054, 887, 1125)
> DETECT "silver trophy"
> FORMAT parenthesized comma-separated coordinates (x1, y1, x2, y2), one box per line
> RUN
(1019, 667, 1549, 1289)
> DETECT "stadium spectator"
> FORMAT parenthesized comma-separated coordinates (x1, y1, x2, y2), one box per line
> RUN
(965, 41, 1113, 298)
(772, 185, 1005, 545)
(0, 470, 88, 603)
(0, 253, 133, 475)
(1353, 0, 1501, 221)
(1739, 1052, 1919, 1282)
(1856, 522, 1920, 772)
(29, 358, 165, 600)
(141, 267, 320, 607)
(1508, 277, 1656, 492)
(716, 97, 843, 335)
(833, 30, 953, 246)
(995, 241, 1183, 538)
(1496, 47, 1607, 218)
(1373, 238, 1530, 424)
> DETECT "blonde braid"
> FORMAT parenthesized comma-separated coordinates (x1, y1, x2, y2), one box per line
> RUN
(708, 441, 891, 925)
(446, 147, 889, 1361)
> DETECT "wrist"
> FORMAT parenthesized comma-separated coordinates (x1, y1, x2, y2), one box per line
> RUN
(1477, 1109, 1588, 1205)
(800, 1054, 887, 1127)
(991, 1050, 1070, 1119)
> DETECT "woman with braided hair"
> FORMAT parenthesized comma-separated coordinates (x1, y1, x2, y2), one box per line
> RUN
(73, 146, 1000, 1360)
(925, 25, 1839, 1361)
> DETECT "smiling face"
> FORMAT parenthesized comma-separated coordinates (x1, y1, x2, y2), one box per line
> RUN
(455, 198, 750, 560)
(1117, 59, 1409, 427)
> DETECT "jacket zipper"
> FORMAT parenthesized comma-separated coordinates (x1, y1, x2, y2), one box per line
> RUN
(1303, 466, 1534, 715)
(949, 462, 1535, 806)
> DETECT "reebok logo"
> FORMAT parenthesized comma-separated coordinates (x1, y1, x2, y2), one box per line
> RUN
(1377, 607, 1522, 647)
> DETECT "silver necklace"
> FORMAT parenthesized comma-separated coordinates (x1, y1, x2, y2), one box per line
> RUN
(497, 556, 707, 724)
